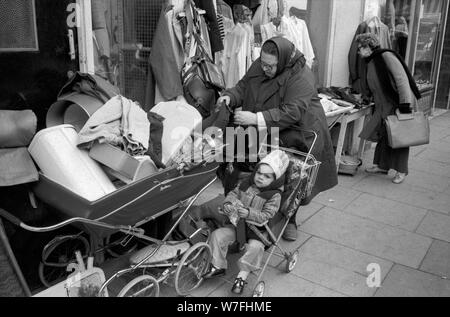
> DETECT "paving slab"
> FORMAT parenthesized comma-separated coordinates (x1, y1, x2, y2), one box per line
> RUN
(291, 237, 394, 297)
(420, 240, 450, 278)
(410, 144, 429, 157)
(296, 201, 324, 224)
(249, 266, 347, 297)
(375, 265, 450, 297)
(300, 208, 432, 268)
(189, 278, 229, 298)
(343, 193, 427, 231)
(291, 258, 376, 297)
(426, 140, 450, 154)
(416, 148, 450, 164)
(352, 176, 450, 215)
(205, 280, 235, 297)
(313, 186, 362, 211)
(442, 134, 450, 143)
(416, 212, 450, 242)
(403, 169, 450, 193)
(275, 231, 311, 257)
(336, 171, 368, 189)
(409, 157, 450, 177)
(429, 124, 450, 140)
(429, 115, 450, 128)
(298, 237, 393, 280)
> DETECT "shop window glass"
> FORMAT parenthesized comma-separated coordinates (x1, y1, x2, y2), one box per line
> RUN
(413, 0, 444, 88)
(377, 0, 414, 60)
(0, 0, 39, 52)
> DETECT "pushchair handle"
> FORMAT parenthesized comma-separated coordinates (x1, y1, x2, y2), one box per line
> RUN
(0, 208, 22, 226)
(260, 128, 318, 161)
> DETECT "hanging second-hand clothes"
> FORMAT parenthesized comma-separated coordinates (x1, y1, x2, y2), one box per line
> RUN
(260, 15, 315, 68)
(193, 0, 224, 54)
(145, 1, 214, 108)
(218, 5, 255, 88)
(348, 16, 392, 96)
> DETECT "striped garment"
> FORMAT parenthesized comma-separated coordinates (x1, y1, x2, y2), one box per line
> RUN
(217, 14, 226, 41)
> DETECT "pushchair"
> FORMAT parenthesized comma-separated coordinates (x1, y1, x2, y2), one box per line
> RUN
(0, 154, 221, 296)
(205, 131, 321, 297)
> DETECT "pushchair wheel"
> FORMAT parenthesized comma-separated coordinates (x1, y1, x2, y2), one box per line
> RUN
(174, 242, 212, 296)
(39, 235, 90, 288)
(252, 281, 265, 297)
(118, 275, 160, 297)
(285, 250, 299, 273)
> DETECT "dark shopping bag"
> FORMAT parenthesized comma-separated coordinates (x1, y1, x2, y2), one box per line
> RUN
(191, 33, 225, 90)
(384, 109, 430, 149)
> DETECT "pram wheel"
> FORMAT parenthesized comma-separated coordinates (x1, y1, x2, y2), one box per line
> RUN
(118, 275, 160, 297)
(285, 250, 299, 273)
(252, 281, 265, 297)
(38, 235, 90, 288)
(174, 242, 212, 296)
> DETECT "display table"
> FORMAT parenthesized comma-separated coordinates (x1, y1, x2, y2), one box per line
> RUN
(326, 105, 373, 170)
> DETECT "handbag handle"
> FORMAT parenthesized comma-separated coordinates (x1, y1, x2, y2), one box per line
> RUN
(395, 108, 415, 121)
(192, 32, 213, 63)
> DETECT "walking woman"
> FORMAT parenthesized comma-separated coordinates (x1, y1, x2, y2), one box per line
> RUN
(356, 33, 421, 184)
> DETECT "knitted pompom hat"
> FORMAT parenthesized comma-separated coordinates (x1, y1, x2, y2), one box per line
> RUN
(258, 149, 290, 180)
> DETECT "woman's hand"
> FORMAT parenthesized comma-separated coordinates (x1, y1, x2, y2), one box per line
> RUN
(234, 110, 258, 126)
(216, 95, 231, 106)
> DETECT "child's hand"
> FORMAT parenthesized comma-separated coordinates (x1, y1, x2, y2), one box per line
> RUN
(223, 203, 233, 215)
(237, 207, 249, 218)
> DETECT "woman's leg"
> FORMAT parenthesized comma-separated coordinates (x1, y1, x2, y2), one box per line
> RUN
(374, 132, 409, 174)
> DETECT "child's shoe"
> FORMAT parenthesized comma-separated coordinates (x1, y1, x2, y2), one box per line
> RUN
(203, 265, 226, 279)
(231, 277, 247, 295)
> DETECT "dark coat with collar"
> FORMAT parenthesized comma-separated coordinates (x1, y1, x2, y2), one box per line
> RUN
(223, 38, 337, 202)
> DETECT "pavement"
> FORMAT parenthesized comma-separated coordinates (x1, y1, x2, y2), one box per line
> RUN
(100, 109, 450, 298)
(184, 109, 450, 297)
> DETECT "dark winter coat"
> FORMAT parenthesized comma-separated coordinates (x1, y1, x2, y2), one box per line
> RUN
(223, 36, 337, 202)
(359, 51, 418, 142)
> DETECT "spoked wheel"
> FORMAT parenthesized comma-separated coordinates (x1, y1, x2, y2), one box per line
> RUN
(39, 235, 90, 288)
(118, 275, 160, 297)
(104, 232, 138, 258)
(174, 242, 212, 296)
(285, 250, 299, 273)
(253, 281, 265, 297)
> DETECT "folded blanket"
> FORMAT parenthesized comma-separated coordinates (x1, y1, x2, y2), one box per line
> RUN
(78, 95, 150, 156)
(0, 110, 37, 148)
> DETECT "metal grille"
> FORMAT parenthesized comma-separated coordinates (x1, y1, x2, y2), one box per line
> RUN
(0, 0, 38, 51)
(116, 0, 165, 107)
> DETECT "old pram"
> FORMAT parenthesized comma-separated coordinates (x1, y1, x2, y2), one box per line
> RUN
(0, 153, 221, 296)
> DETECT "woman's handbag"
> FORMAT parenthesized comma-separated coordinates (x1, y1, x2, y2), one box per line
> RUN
(191, 33, 226, 90)
(384, 109, 430, 149)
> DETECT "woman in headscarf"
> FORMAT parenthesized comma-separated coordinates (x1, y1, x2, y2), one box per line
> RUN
(214, 36, 338, 241)
(356, 33, 421, 184)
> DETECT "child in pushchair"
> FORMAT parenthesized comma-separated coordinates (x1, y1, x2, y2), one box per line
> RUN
(201, 150, 290, 294)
